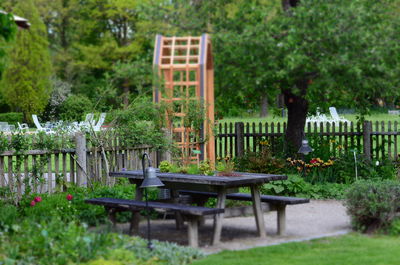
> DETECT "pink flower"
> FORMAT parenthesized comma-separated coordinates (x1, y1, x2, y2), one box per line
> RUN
(310, 159, 318, 164)
(34, 196, 42, 202)
(66, 194, 73, 201)
(30, 200, 36, 207)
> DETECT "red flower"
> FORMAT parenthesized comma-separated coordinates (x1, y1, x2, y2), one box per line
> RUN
(308, 79, 313, 85)
(66, 194, 73, 201)
(310, 159, 318, 164)
(30, 200, 36, 207)
(34, 196, 42, 202)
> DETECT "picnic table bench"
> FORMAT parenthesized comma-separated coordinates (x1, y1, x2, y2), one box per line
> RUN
(179, 190, 310, 235)
(110, 170, 288, 245)
(85, 197, 224, 247)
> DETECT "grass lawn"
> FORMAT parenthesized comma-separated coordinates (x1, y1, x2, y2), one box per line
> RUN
(192, 234, 400, 265)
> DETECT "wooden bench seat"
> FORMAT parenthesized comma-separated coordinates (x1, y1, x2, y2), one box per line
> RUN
(178, 190, 310, 235)
(85, 197, 224, 247)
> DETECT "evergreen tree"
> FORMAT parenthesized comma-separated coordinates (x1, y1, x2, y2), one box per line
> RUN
(0, 0, 52, 121)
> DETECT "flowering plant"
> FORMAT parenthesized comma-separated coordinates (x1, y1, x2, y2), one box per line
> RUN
(287, 157, 335, 183)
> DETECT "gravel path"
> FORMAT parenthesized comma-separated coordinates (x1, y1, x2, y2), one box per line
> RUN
(116, 200, 351, 254)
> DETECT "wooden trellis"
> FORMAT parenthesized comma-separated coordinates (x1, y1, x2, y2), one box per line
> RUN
(153, 34, 215, 165)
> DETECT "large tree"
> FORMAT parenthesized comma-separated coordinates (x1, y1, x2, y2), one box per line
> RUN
(215, 0, 400, 151)
(0, 4, 16, 75)
(0, 0, 53, 121)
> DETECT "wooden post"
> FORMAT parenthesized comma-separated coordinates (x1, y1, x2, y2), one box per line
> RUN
(212, 188, 227, 245)
(235, 122, 245, 157)
(75, 132, 87, 187)
(277, 205, 286, 235)
(363, 121, 372, 161)
(250, 184, 266, 238)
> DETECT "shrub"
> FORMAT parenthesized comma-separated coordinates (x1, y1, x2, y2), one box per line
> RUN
(345, 180, 400, 233)
(0, 112, 23, 125)
(0, 217, 204, 265)
(234, 143, 286, 174)
(59, 94, 93, 121)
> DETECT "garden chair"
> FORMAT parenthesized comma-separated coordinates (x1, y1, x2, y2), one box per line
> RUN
(329, 107, 350, 124)
(92, 113, 106, 131)
(17, 122, 29, 131)
(306, 110, 332, 126)
(0, 122, 10, 132)
(32, 114, 54, 134)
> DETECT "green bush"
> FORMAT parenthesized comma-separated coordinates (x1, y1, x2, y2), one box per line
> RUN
(234, 144, 286, 175)
(0, 218, 203, 265)
(59, 94, 93, 121)
(345, 180, 400, 233)
(18, 183, 139, 225)
(0, 112, 23, 125)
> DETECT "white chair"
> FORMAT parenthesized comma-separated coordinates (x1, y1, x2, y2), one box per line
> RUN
(0, 122, 10, 132)
(92, 113, 106, 131)
(17, 122, 29, 131)
(32, 115, 53, 133)
(306, 110, 332, 126)
(329, 107, 350, 124)
(32, 115, 45, 131)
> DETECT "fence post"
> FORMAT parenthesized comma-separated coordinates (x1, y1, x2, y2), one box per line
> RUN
(75, 132, 87, 187)
(363, 121, 372, 161)
(235, 122, 245, 157)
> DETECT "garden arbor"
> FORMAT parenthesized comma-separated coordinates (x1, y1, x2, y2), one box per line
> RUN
(153, 34, 215, 165)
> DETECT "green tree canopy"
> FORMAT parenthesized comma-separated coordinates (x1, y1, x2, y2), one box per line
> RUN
(209, 0, 400, 151)
(0, 0, 52, 121)
(0, 4, 16, 75)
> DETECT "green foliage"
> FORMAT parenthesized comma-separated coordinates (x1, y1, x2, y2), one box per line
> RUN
(0, 0, 52, 120)
(388, 219, 400, 236)
(234, 142, 286, 175)
(261, 174, 348, 199)
(0, 183, 204, 265)
(345, 180, 400, 233)
(0, 203, 18, 229)
(0, 112, 23, 125)
(159, 160, 173, 173)
(0, 217, 202, 265)
(59, 94, 94, 121)
(112, 96, 169, 150)
(0, 10, 16, 75)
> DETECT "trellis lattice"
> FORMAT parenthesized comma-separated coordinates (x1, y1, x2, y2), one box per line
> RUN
(153, 34, 215, 165)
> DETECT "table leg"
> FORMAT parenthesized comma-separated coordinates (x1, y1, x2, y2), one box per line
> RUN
(212, 188, 227, 245)
(251, 184, 266, 238)
(171, 189, 184, 230)
(129, 184, 142, 235)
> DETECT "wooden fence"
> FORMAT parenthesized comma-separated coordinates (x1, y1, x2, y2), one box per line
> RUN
(0, 133, 158, 197)
(215, 121, 400, 161)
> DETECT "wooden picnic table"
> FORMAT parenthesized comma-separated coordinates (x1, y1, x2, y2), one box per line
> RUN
(110, 170, 287, 245)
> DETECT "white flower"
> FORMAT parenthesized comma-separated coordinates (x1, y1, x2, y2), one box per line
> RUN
(375, 161, 380, 166)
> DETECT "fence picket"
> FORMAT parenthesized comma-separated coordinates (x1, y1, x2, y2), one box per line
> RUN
(48, 155, 52, 193)
(8, 157, 13, 192)
(0, 157, 4, 187)
(394, 121, 398, 160)
(388, 121, 392, 160)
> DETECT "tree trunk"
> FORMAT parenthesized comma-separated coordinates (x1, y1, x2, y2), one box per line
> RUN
(283, 81, 308, 153)
(123, 78, 130, 108)
(259, 95, 268, 118)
